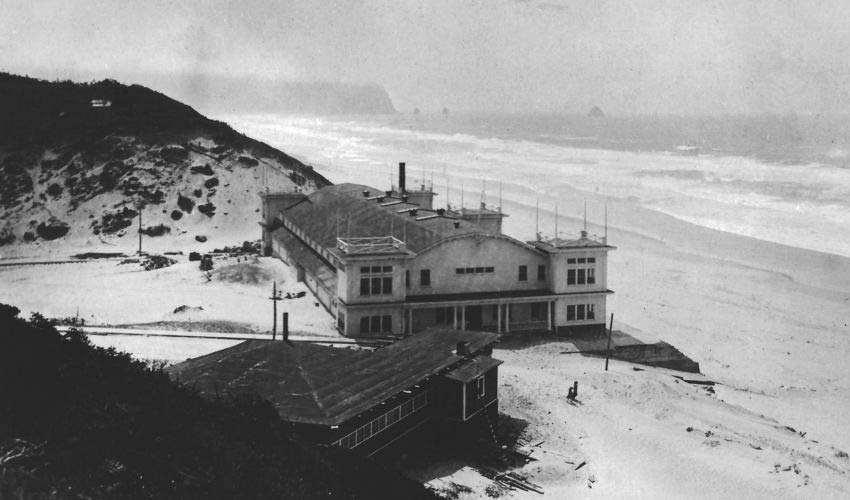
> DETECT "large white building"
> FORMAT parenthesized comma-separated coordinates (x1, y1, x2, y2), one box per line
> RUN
(261, 163, 614, 337)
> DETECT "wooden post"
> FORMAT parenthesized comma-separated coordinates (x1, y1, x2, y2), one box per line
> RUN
(137, 208, 142, 255)
(269, 281, 283, 340)
(605, 313, 614, 371)
(283, 312, 289, 341)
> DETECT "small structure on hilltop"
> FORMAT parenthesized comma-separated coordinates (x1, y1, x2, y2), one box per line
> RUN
(260, 162, 615, 337)
(168, 329, 502, 456)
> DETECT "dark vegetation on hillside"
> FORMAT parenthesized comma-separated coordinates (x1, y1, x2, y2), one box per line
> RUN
(0, 304, 437, 499)
(0, 72, 332, 244)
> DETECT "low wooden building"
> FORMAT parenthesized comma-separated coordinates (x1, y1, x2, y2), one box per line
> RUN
(168, 329, 502, 456)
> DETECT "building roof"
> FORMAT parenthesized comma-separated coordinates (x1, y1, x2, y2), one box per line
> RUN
(167, 329, 500, 426)
(278, 183, 486, 254)
(271, 227, 337, 292)
(442, 355, 503, 383)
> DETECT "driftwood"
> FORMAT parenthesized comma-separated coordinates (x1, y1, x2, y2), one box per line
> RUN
(477, 466, 543, 494)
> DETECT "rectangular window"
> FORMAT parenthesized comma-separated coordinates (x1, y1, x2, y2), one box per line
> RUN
(577, 304, 586, 320)
(577, 257, 586, 263)
(381, 315, 392, 333)
(537, 264, 546, 280)
(371, 277, 382, 295)
(567, 304, 576, 321)
(371, 265, 382, 273)
(567, 269, 576, 285)
(587, 304, 595, 320)
(474, 266, 484, 273)
(382, 276, 392, 294)
(588, 257, 596, 263)
(577, 268, 586, 285)
(485, 266, 494, 273)
(567, 258, 576, 264)
(466, 267, 475, 274)
(518, 265, 528, 281)
(420, 269, 431, 287)
(587, 268, 596, 284)
(476, 376, 485, 397)
(382, 265, 392, 273)
(370, 316, 382, 333)
(360, 316, 370, 333)
(360, 278, 370, 296)
(360, 266, 370, 273)
(405, 270, 410, 289)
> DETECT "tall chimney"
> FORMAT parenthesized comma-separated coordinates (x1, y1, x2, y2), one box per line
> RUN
(399, 162, 406, 193)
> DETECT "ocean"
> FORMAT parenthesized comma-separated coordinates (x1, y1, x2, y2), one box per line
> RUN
(219, 113, 850, 258)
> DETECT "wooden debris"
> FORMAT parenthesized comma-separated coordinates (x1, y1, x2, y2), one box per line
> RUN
(477, 467, 543, 495)
(575, 461, 587, 471)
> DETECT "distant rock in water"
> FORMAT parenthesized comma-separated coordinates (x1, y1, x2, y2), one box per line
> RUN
(588, 106, 605, 118)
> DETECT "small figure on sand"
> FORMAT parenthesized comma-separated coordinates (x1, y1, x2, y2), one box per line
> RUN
(567, 381, 580, 405)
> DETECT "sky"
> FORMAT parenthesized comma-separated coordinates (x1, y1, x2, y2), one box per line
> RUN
(2, 0, 850, 114)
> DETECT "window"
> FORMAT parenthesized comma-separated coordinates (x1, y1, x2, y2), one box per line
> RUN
(476, 376, 485, 397)
(435, 307, 452, 325)
(333, 392, 428, 450)
(537, 264, 546, 281)
(587, 268, 595, 284)
(420, 269, 431, 286)
(337, 311, 345, 332)
(360, 315, 393, 334)
(518, 265, 528, 281)
(567, 258, 576, 264)
(567, 304, 596, 322)
(405, 270, 410, 289)
(588, 257, 596, 263)
(360, 266, 393, 296)
(577, 268, 586, 285)
(456, 266, 493, 275)
(567, 269, 576, 285)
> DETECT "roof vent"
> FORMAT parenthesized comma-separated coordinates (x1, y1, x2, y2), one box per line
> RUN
(408, 209, 418, 217)
(580, 230, 588, 238)
(456, 341, 470, 356)
(362, 190, 370, 197)
(436, 208, 445, 216)
(453, 221, 460, 228)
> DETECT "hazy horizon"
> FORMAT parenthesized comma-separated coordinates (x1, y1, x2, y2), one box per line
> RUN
(4, 0, 850, 115)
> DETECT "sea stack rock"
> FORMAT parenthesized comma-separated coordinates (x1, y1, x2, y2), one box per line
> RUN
(588, 106, 605, 118)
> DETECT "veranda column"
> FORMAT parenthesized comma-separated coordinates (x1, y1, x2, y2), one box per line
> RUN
(497, 303, 502, 333)
(461, 306, 466, 331)
(547, 301, 552, 332)
(505, 303, 510, 333)
(453, 306, 458, 329)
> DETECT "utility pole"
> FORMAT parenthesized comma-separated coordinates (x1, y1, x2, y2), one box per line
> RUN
(269, 281, 283, 340)
(605, 313, 614, 371)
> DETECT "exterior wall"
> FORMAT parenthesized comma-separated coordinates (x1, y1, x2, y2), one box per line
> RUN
(461, 367, 499, 421)
(549, 248, 609, 295)
(408, 236, 548, 297)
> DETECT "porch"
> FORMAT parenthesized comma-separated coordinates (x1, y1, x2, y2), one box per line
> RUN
(403, 297, 556, 335)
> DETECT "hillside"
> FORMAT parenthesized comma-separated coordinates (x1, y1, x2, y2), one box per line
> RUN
(0, 73, 331, 256)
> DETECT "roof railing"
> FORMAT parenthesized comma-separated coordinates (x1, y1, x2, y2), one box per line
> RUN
(337, 236, 406, 255)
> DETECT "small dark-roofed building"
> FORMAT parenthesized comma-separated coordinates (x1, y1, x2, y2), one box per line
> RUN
(168, 329, 502, 456)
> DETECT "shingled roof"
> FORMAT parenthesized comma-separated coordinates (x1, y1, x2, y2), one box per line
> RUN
(167, 329, 500, 426)
(280, 183, 485, 254)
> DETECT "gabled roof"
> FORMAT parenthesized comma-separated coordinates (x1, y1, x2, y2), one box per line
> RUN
(167, 329, 500, 426)
(279, 183, 485, 254)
